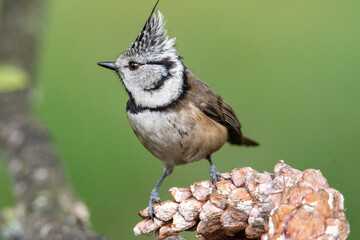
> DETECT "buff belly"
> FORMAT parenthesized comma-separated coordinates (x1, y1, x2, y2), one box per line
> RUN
(127, 103, 228, 167)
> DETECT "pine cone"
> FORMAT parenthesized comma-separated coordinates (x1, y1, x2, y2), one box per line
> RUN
(134, 161, 349, 240)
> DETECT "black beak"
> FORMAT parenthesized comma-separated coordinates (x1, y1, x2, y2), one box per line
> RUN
(97, 62, 117, 71)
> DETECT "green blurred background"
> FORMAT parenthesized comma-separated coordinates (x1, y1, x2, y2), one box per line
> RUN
(1, 0, 359, 239)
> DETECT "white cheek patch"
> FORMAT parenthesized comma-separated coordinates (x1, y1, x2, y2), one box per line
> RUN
(142, 65, 168, 90)
(126, 57, 185, 109)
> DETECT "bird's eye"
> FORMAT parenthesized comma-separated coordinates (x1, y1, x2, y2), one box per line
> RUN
(129, 62, 139, 71)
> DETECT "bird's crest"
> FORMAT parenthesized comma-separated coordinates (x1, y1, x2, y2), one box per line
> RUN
(124, 0, 176, 57)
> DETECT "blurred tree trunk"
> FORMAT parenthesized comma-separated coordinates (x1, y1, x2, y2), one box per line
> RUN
(0, 0, 109, 239)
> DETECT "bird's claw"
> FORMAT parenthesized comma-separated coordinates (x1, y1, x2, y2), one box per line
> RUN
(209, 165, 223, 185)
(148, 190, 161, 219)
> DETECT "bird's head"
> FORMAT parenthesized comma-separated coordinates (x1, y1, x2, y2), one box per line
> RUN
(98, 4, 187, 110)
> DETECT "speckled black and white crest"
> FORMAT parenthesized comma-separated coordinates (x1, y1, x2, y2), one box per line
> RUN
(114, 4, 185, 111)
(124, 10, 176, 58)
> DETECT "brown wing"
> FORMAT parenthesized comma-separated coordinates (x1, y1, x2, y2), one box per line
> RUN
(186, 69, 258, 146)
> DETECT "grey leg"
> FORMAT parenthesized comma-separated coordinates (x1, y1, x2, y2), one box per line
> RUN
(207, 155, 222, 185)
(148, 170, 169, 219)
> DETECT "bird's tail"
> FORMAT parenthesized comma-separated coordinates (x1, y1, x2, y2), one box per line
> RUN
(228, 129, 259, 146)
(240, 136, 259, 147)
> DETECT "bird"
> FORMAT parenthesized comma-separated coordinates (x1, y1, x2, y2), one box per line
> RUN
(98, 0, 258, 218)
